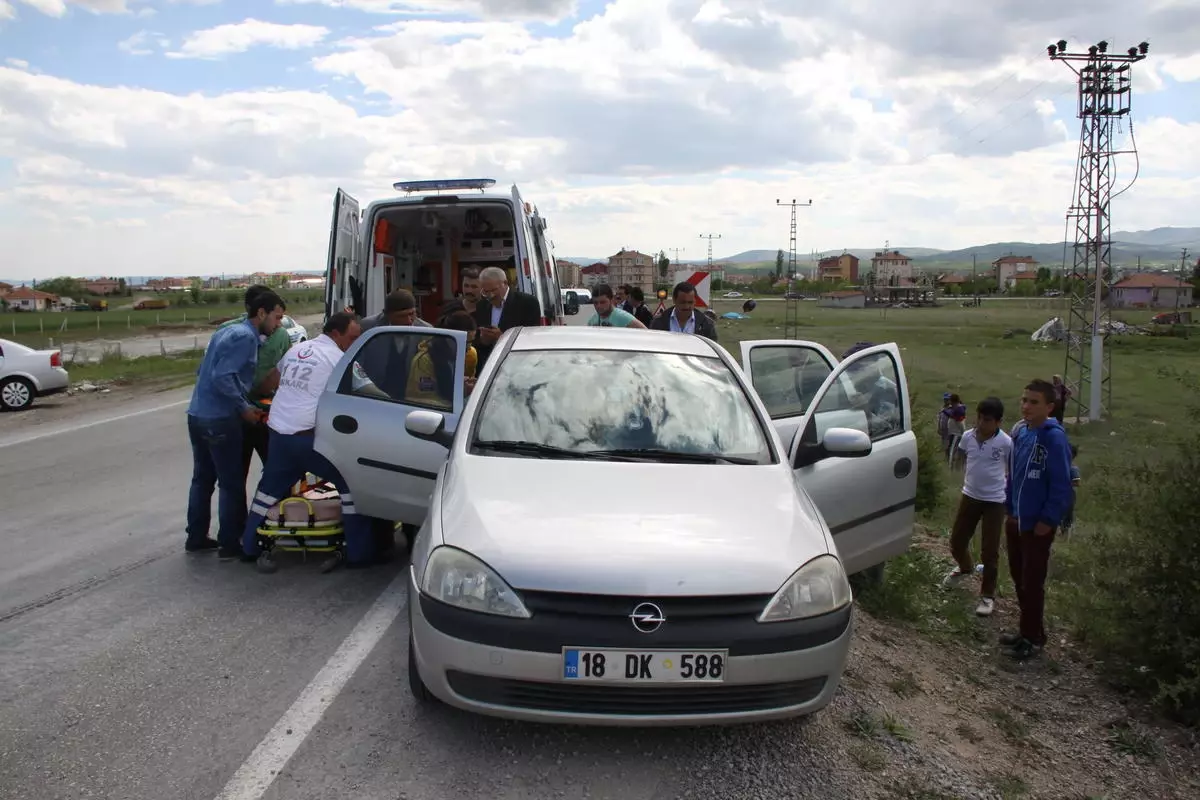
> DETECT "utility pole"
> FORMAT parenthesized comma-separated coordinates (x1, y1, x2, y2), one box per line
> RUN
(1051, 38, 1148, 423)
(698, 234, 720, 269)
(669, 247, 685, 268)
(1179, 248, 1190, 313)
(972, 254, 978, 306)
(776, 198, 813, 340)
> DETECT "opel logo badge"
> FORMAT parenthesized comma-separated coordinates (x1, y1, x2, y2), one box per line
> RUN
(629, 602, 666, 634)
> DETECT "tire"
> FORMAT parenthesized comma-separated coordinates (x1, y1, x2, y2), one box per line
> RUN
(408, 632, 433, 703)
(0, 376, 35, 412)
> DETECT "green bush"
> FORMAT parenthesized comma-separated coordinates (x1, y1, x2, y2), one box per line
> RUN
(1051, 372, 1200, 725)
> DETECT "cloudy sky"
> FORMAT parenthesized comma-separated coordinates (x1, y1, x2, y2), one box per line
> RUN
(1, 0, 1198, 281)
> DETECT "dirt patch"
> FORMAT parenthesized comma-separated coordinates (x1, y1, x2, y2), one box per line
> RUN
(833, 588, 1200, 798)
(0, 379, 189, 434)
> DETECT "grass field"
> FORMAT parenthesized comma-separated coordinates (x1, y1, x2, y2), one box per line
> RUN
(64, 350, 205, 386)
(709, 297, 1194, 454)
(2, 297, 324, 349)
(707, 298, 1200, 723)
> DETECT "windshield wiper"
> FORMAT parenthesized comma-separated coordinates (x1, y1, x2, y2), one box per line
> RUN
(590, 448, 760, 465)
(473, 440, 636, 461)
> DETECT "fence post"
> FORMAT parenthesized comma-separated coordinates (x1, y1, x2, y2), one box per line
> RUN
(97, 314, 100, 331)
(40, 318, 44, 334)
(157, 313, 161, 324)
(160, 340, 167, 357)
(184, 312, 187, 323)
(128, 315, 131, 329)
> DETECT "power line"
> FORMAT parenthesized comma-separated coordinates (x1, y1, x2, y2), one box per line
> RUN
(698, 234, 721, 269)
(776, 199, 812, 340)
(1052, 37, 1149, 423)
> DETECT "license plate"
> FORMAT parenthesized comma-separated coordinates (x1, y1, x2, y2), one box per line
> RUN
(561, 648, 727, 683)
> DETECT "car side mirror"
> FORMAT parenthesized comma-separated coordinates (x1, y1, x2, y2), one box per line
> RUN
(793, 426, 872, 468)
(405, 409, 453, 448)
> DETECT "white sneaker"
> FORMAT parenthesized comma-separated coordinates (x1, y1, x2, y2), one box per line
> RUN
(976, 597, 995, 617)
(943, 567, 970, 586)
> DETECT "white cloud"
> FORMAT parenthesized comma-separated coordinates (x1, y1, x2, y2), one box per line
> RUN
(1163, 54, 1200, 82)
(118, 29, 157, 54)
(1, 0, 1199, 280)
(12, 0, 129, 16)
(169, 18, 331, 59)
(275, 0, 577, 21)
(5, 57, 29, 68)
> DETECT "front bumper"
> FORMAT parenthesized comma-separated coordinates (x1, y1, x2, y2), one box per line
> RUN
(408, 570, 853, 726)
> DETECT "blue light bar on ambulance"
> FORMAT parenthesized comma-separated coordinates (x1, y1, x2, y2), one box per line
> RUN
(393, 178, 496, 194)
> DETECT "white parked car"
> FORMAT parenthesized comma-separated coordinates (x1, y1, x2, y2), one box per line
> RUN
(0, 338, 70, 411)
(311, 326, 917, 726)
(724, 291, 744, 298)
(281, 315, 308, 345)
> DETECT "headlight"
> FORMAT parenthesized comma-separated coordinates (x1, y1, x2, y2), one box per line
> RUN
(420, 546, 531, 619)
(758, 555, 852, 623)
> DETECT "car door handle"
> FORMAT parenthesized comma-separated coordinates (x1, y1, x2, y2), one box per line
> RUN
(333, 414, 358, 434)
(893, 458, 913, 479)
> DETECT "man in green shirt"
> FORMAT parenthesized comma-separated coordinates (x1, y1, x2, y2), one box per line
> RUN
(587, 283, 647, 328)
(219, 284, 291, 481)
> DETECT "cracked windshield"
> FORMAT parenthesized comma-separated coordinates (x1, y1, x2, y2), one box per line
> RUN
(0, 3, 1197, 800)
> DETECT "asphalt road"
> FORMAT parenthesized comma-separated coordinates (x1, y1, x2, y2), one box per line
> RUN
(0, 316, 873, 800)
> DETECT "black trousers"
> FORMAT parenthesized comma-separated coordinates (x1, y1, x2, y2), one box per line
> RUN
(240, 418, 270, 483)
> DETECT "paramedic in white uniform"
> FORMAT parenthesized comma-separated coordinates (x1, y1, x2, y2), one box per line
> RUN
(240, 312, 374, 571)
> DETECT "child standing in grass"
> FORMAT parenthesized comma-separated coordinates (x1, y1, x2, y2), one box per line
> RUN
(938, 393, 952, 459)
(945, 397, 1013, 617)
(1002, 379, 1074, 660)
(942, 393, 967, 470)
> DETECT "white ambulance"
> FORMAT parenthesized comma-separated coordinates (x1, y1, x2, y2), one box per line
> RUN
(324, 179, 565, 325)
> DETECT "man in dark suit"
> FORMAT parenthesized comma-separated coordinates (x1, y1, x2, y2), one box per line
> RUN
(649, 281, 718, 342)
(473, 266, 543, 370)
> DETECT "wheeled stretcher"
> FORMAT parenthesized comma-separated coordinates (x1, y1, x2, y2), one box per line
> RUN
(255, 474, 347, 573)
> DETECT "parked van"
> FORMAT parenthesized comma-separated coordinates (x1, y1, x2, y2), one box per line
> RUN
(324, 179, 565, 326)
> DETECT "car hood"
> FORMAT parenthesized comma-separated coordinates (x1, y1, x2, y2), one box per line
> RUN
(437, 455, 833, 596)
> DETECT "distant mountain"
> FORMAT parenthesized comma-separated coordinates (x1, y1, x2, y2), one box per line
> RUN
(1109, 227, 1200, 248)
(913, 238, 1188, 268)
(720, 250, 782, 264)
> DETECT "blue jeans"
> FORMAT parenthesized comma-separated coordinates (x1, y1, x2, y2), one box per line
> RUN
(186, 415, 247, 550)
(241, 429, 373, 564)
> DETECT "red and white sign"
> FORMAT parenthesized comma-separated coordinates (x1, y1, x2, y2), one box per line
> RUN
(673, 270, 711, 308)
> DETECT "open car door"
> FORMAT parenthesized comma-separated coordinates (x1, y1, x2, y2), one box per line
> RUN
(739, 339, 839, 448)
(787, 343, 917, 575)
(325, 188, 361, 320)
(314, 326, 468, 526)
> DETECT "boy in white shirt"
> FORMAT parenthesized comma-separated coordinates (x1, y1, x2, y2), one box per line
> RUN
(945, 396, 1013, 616)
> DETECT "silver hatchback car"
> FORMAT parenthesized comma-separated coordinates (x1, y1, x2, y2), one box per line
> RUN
(313, 325, 917, 726)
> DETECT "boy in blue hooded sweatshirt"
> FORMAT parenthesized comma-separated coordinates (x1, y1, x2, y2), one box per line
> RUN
(1002, 378, 1074, 660)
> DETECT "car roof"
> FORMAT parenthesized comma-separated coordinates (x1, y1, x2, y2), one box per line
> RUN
(509, 326, 721, 357)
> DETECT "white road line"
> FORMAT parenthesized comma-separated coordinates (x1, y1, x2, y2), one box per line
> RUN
(0, 399, 190, 450)
(213, 571, 410, 800)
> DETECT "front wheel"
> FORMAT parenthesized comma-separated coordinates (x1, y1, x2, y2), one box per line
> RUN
(0, 377, 35, 412)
